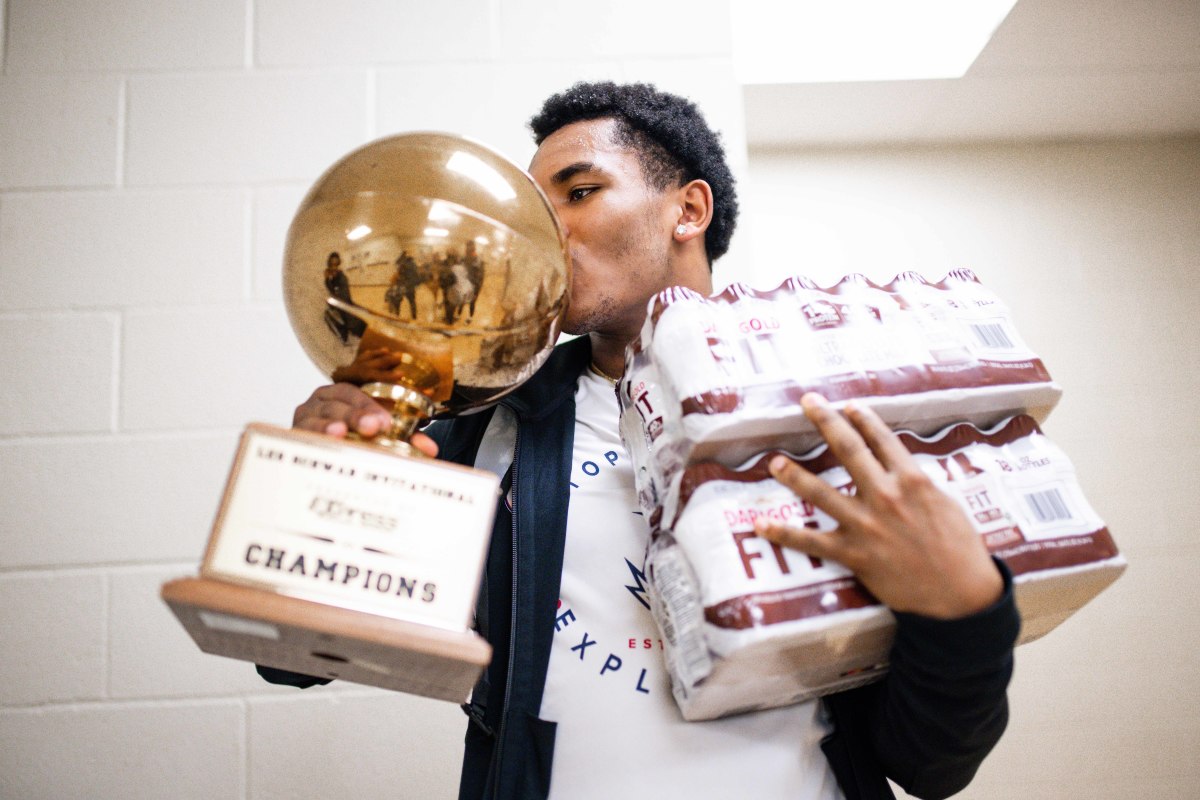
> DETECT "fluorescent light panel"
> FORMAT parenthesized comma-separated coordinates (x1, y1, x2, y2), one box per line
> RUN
(732, 0, 1018, 85)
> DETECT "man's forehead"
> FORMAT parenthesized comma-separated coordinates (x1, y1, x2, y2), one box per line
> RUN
(529, 118, 624, 174)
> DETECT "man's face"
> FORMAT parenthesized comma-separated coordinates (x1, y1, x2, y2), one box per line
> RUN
(529, 118, 678, 338)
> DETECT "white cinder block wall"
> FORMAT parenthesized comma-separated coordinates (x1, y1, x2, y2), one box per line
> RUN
(4, 1, 1196, 799)
(0, 1, 746, 798)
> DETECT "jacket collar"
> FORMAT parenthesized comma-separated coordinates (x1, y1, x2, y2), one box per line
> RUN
(502, 335, 593, 421)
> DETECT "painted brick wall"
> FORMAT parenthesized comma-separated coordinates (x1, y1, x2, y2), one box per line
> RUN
(0, 1, 745, 797)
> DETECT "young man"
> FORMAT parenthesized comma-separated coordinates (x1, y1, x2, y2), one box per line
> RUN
(283, 82, 1018, 800)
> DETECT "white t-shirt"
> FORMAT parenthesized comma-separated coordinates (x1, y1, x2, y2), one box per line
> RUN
(540, 368, 845, 799)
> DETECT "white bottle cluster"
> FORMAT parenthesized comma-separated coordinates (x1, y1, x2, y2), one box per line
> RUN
(619, 270, 1061, 525)
(616, 271, 1123, 722)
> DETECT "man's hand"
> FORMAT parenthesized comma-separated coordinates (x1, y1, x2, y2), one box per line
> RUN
(292, 383, 438, 457)
(754, 394, 1002, 620)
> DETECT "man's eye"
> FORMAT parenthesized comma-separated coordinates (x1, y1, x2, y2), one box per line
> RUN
(568, 186, 597, 202)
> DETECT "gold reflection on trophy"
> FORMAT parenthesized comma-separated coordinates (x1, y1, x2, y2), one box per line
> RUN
(283, 133, 569, 456)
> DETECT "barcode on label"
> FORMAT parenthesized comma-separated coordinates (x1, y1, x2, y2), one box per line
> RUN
(1023, 488, 1075, 523)
(969, 322, 1015, 349)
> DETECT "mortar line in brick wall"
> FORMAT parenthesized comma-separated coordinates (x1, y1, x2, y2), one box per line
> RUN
(101, 571, 112, 699)
(110, 311, 122, 433)
(119, 299, 286, 314)
(1, 0, 8, 72)
(0, 306, 129, 320)
(0, 427, 242, 445)
(243, 189, 254, 301)
(244, 0, 256, 69)
(241, 697, 251, 799)
(0, 695, 249, 714)
(1, 298, 286, 321)
(119, 177, 314, 191)
(115, 79, 127, 188)
(3, 61, 505, 84)
(0, 561, 198, 578)
(0, 675, 411, 713)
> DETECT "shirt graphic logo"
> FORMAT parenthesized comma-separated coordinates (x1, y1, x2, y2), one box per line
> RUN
(624, 558, 650, 610)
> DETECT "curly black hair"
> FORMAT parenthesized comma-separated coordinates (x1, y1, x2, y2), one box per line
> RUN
(529, 81, 738, 265)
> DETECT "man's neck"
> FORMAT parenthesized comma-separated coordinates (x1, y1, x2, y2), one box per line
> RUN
(589, 269, 714, 380)
(588, 332, 631, 381)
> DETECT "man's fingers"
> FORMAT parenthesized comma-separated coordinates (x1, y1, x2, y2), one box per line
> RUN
(347, 405, 391, 436)
(411, 432, 439, 458)
(843, 401, 910, 472)
(801, 394, 888, 488)
(767, 454, 858, 523)
(754, 520, 844, 564)
(309, 382, 366, 404)
(293, 400, 347, 434)
(294, 383, 391, 437)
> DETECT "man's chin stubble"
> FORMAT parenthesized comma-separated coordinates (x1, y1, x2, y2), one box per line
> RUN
(562, 296, 618, 337)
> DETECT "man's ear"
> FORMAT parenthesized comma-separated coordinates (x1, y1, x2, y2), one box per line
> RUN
(672, 179, 714, 242)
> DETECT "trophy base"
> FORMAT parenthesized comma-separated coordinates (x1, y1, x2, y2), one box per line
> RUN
(162, 576, 491, 702)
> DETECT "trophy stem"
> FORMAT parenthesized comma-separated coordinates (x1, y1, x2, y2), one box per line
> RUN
(359, 381, 436, 456)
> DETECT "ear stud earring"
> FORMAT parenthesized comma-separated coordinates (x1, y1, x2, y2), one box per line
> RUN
(675, 224, 688, 236)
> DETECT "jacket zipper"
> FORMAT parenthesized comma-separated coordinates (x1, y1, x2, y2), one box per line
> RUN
(489, 422, 520, 799)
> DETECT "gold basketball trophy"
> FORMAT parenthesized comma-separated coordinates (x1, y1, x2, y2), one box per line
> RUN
(162, 133, 569, 701)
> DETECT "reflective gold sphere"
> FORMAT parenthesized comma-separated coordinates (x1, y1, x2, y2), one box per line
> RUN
(283, 132, 570, 439)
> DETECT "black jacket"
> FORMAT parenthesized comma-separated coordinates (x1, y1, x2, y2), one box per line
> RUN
(264, 335, 1019, 800)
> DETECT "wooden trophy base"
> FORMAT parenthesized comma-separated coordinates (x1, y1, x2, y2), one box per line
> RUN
(162, 576, 491, 702)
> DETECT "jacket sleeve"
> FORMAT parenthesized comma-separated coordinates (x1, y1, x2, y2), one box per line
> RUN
(823, 558, 1020, 800)
(255, 665, 332, 689)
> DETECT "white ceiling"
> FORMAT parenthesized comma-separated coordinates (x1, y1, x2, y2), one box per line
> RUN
(743, 0, 1200, 147)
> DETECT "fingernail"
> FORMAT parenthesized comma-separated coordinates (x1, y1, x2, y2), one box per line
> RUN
(768, 455, 788, 474)
(801, 393, 827, 409)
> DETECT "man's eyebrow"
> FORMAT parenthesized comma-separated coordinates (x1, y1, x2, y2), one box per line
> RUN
(550, 161, 602, 184)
